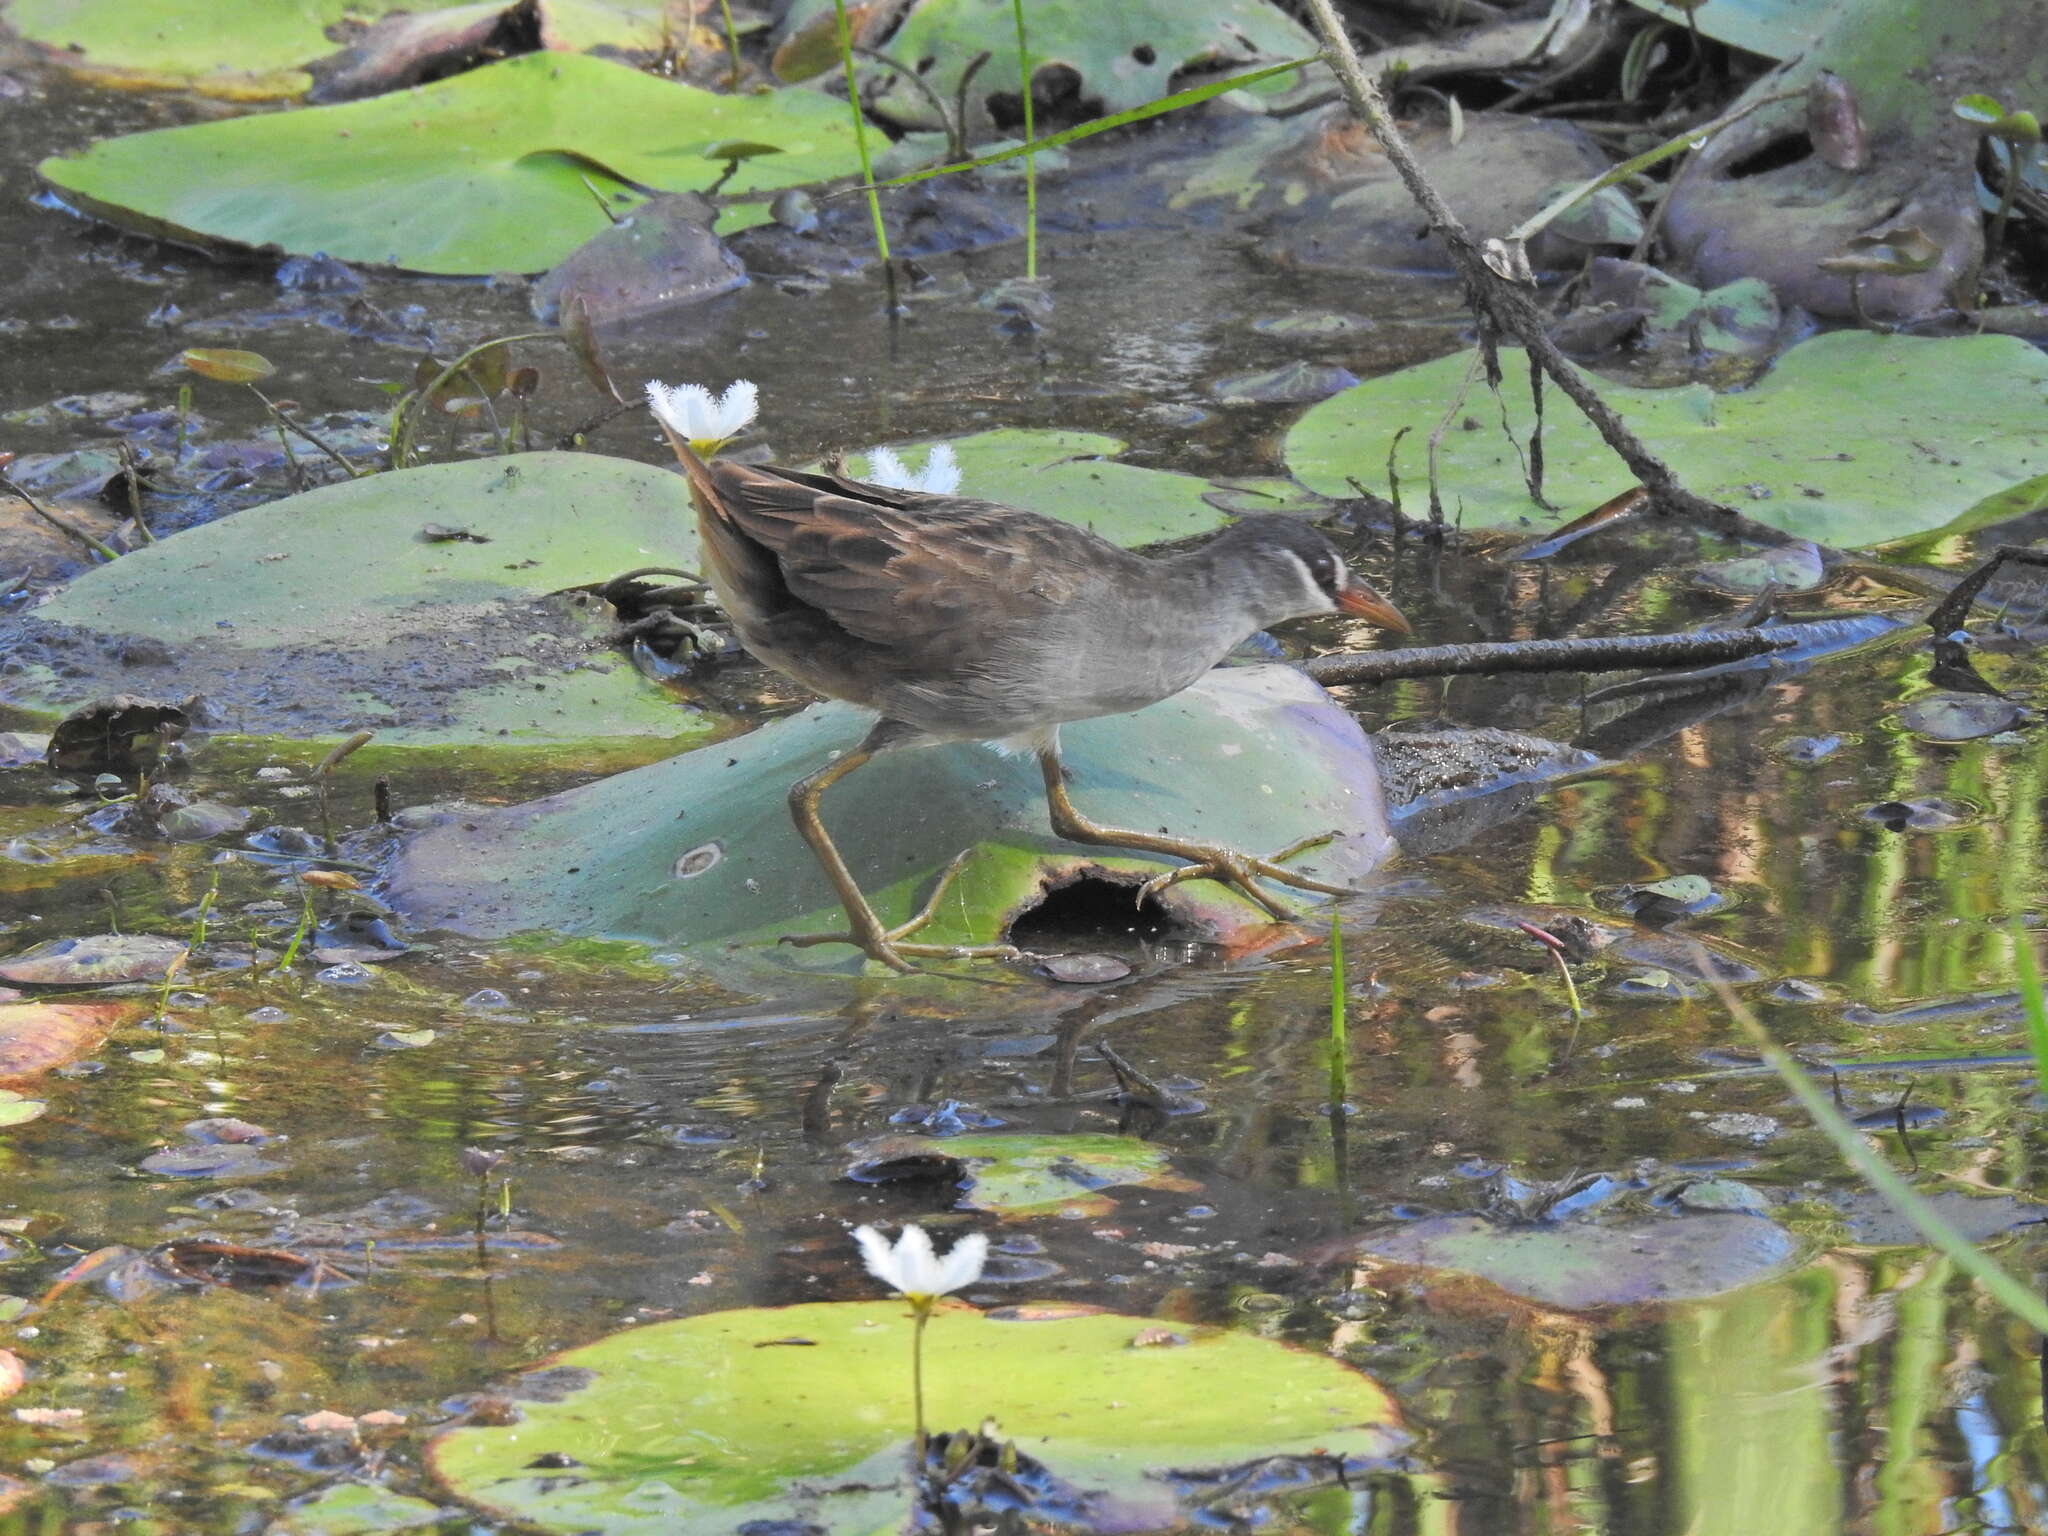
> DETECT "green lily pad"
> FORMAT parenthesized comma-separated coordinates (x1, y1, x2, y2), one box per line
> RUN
(842, 429, 1237, 546)
(0, 1093, 47, 1129)
(787, 0, 1317, 130)
(428, 1300, 1408, 1534)
(1626, 0, 1840, 59)
(2, 0, 455, 96)
(386, 664, 1397, 981)
(849, 1132, 1198, 1216)
(1358, 1212, 1801, 1308)
(37, 52, 861, 274)
(0, 935, 187, 987)
(271, 1483, 450, 1535)
(1693, 538, 1826, 596)
(1286, 331, 2048, 548)
(0, 453, 715, 750)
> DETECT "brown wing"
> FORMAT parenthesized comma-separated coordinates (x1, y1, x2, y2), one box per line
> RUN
(695, 459, 1114, 672)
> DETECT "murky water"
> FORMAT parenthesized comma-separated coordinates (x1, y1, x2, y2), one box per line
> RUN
(3, 52, 2048, 1536)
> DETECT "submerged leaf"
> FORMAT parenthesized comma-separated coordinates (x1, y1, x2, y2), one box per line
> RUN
(0, 1001, 128, 1082)
(0, 936, 187, 988)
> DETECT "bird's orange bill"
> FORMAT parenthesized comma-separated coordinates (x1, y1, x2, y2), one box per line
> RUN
(1336, 581, 1412, 633)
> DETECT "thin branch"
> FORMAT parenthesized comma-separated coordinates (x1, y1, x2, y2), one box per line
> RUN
(0, 471, 123, 563)
(1297, 0, 1738, 531)
(1298, 619, 1882, 688)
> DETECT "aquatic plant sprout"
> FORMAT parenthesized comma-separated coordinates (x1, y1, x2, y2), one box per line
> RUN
(645, 378, 758, 456)
(854, 1223, 987, 1452)
(865, 442, 962, 495)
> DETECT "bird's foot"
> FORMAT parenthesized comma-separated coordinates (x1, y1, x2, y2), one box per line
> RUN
(1133, 831, 1352, 918)
(779, 849, 1021, 972)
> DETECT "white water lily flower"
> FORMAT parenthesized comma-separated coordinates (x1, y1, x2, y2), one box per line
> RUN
(645, 378, 758, 455)
(854, 1223, 987, 1304)
(865, 442, 961, 496)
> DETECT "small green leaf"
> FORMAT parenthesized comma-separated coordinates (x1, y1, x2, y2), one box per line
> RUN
(0, 1097, 47, 1128)
(179, 347, 276, 384)
(1954, 92, 2009, 125)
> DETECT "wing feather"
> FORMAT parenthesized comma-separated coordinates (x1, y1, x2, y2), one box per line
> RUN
(697, 461, 1105, 671)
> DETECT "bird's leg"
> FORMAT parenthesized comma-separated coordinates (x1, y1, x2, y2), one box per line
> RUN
(1035, 742, 1351, 919)
(779, 743, 1018, 972)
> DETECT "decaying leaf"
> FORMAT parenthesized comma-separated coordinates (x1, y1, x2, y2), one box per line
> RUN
(46, 695, 190, 776)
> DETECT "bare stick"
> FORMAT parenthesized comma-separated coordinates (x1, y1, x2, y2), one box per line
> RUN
(1298, 617, 1893, 688)
(1297, 0, 1737, 530)
(0, 471, 122, 563)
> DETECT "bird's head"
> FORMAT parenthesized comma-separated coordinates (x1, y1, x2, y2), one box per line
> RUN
(1214, 515, 1411, 635)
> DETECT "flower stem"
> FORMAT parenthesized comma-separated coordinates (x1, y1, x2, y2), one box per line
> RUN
(832, 0, 891, 266)
(911, 1301, 930, 1458)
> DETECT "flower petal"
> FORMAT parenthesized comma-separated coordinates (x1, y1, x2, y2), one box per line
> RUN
(921, 443, 962, 496)
(852, 1224, 903, 1291)
(713, 379, 759, 438)
(895, 1224, 941, 1295)
(866, 446, 911, 490)
(934, 1230, 987, 1294)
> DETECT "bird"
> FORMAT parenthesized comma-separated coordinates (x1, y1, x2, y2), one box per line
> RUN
(646, 385, 1410, 972)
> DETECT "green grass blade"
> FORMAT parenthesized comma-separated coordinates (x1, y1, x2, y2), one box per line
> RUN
(867, 55, 1321, 192)
(1328, 912, 1348, 1106)
(2014, 919, 2048, 1084)
(1708, 967, 2048, 1334)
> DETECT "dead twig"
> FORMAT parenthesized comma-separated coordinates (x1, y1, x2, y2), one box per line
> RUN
(1300, 616, 1893, 688)
(0, 468, 123, 564)
(1298, 0, 1738, 531)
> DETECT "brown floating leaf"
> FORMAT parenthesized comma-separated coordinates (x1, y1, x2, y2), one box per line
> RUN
(0, 1001, 129, 1081)
(772, 1, 878, 82)
(300, 870, 363, 891)
(149, 1240, 337, 1291)
(46, 695, 189, 776)
(179, 347, 276, 384)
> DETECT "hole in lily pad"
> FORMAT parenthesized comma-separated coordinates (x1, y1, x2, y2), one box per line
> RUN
(1725, 131, 1815, 179)
(1007, 874, 1175, 952)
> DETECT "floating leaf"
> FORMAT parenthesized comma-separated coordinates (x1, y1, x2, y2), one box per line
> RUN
(178, 348, 275, 384)
(429, 1300, 1407, 1534)
(271, 1481, 449, 1535)
(1287, 332, 2048, 548)
(839, 429, 1236, 546)
(848, 1132, 1197, 1216)
(0, 454, 718, 750)
(386, 666, 1397, 983)
(39, 53, 862, 274)
(801, 0, 1317, 128)
(0, 936, 187, 987)
(1898, 692, 2022, 741)
(0, 1094, 47, 1129)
